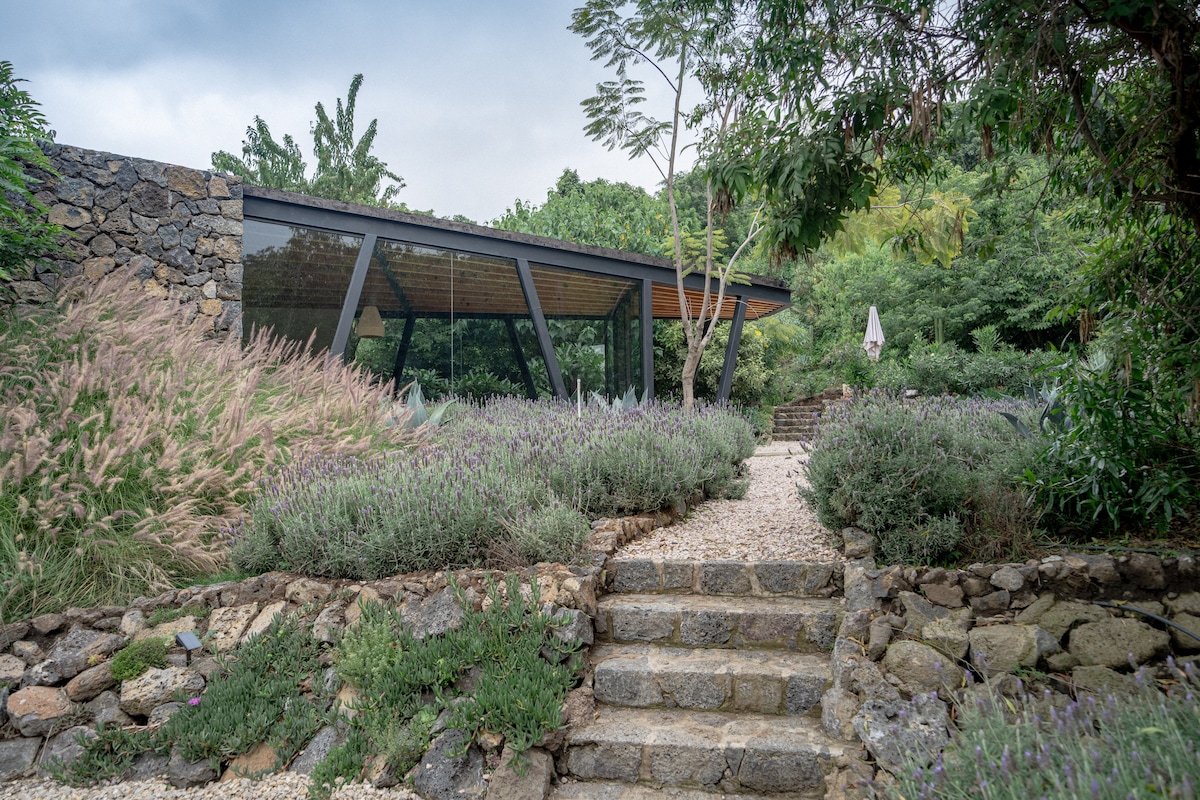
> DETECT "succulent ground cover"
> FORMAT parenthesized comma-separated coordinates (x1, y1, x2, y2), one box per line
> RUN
(48, 576, 581, 798)
(0, 270, 419, 621)
(231, 397, 755, 580)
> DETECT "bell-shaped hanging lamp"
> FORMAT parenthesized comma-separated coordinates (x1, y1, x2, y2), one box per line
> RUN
(357, 305, 385, 338)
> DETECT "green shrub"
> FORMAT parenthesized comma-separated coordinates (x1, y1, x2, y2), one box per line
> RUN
(233, 398, 754, 580)
(0, 270, 421, 621)
(887, 664, 1200, 799)
(872, 340, 1062, 396)
(801, 394, 1043, 564)
(1028, 352, 1200, 531)
(109, 638, 168, 683)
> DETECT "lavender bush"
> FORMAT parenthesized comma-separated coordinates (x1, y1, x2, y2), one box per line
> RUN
(801, 393, 1044, 564)
(232, 398, 754, 578)
(888, 663, 1200, 799)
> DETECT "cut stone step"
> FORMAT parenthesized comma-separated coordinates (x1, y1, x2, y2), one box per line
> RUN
(591, 643, 830, 716)
(549, 779, 814, 800)
(596, 594, 842, 652)
(607, 559, 840, 598)
(562, 706, 843, 796)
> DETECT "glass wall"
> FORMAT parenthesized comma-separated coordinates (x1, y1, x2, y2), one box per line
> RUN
(344, 239, 550, 399)
(530, 264, 641, 400)
(241, 219, 363, 354)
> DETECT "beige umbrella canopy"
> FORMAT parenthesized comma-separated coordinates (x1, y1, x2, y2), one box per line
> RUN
(862, 305, 885, 362)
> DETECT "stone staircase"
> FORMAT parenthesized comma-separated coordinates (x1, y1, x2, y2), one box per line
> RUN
(553, 560, 846, 798)
(771, 390, 843, 442)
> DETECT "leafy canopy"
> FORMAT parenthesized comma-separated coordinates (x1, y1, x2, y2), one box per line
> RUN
(211, 74, 404, 207)
(0, 60, 59, 285)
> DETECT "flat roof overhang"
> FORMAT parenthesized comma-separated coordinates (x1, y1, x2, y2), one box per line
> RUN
(242, 186, 792, 322)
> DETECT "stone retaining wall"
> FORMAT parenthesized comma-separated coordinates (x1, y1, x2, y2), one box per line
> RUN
(4, 144, 244, 336)
(825, 528, 1200, 796)
(0, 563, 597, 784)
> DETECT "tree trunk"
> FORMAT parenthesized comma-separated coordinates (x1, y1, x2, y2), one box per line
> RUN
(680, 341, 703, 412)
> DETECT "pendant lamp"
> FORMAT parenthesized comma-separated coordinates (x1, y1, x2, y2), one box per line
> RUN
(357, 305, 385, 338)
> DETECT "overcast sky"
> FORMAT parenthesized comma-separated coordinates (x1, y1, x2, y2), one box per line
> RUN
(2, 0, 692, 223)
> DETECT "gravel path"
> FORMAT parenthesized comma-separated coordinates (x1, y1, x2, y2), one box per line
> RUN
(614, 443, 842, 563)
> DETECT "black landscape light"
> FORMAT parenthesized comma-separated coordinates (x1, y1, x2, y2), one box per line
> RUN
(175, 631, 203, 664)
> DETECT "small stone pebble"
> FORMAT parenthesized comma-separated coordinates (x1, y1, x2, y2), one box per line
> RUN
(6, 774, 419, 800)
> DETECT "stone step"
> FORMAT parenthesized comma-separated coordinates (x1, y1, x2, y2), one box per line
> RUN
(773, 408, 822, 419)
(596, 594, 842, 653)
(607, 559, 840, 598)
(591, 644, 829, 717)
(549, 779, 813, 799)
(771, 433, 809, 442)
(561, 706, 842, 796)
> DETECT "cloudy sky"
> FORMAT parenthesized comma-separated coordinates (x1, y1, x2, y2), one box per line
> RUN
(2, 0, 692, 223)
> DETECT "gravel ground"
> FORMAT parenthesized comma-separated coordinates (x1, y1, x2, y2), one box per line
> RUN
(614, 443, 842, 562)
(6, 774, 419, 800)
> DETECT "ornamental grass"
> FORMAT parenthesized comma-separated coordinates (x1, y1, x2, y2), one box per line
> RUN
(0, 269, 419, 621)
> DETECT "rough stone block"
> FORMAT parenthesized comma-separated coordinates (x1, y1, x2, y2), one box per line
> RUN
(487, 745, 553, 800)
(756, 562, 805, 595)
(609, 603, 675, 643)
(6, 686, 72, 737)
(611, 560, 660, 593)
(661, 561, 695, 591)
(206, 604, 259, 652)
(1069, 618, 1170, 668)
(698, 561, 752, 596)
(680, 609, 732, 646)
(0, 737, 42, 781)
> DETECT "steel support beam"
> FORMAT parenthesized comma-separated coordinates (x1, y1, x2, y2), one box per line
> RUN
(717, 297, 747, 403)
(331, 233, 377, 360)
(505, 318, 538, 399)
(391, 314, 416, 388)
(515, 257, 567, 400)
(641, 278, 654, 401)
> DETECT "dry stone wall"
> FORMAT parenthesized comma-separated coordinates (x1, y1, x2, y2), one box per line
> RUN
(5, 144, 244, 336)
(826, 527, 1200, 792)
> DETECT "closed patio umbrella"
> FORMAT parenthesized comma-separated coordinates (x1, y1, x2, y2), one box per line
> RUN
(862, 306, 885, 362)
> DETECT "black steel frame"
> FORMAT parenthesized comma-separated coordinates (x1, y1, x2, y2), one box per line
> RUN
(243, 189, 790, 402)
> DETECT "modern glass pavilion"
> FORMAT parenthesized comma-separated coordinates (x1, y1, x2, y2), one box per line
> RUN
(241, 186, 791, 401)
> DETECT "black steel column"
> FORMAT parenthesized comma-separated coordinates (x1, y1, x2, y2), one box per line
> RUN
(717, 297, 747, 403)
(391, 314, 416, 387)
(515, 257, 568, 400)
(505, 318, 537, 399)
(331, 233, 377, 361)
(641, 278, 654, 401)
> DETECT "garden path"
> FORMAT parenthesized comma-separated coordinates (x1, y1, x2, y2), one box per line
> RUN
(614, 444, 841, 563)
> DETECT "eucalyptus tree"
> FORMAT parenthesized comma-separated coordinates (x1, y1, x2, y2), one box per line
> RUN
(212, 74, 403, 207)
(571, 0, 767, 410)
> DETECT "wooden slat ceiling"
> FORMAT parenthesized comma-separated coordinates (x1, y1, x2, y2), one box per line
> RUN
(245, 231, 787, 320)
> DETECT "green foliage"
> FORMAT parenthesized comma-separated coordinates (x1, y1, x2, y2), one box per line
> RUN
(801, 394, 1044, 564)
(887, 664, 1200, 800)
(231, 398, 753, 580)
(493, 168, 670, 257)
(308, 727, 370, 800)
(329, 576, 581, 796)
(109, 638, 168, 683)
(0, 271, 419, 621)
(212, 74, 403, 207)
(1029, 351, 1200, 531)
(155, 616, 326, 766)
(46, 724, 166, 787)
(0, 60, 60, 286)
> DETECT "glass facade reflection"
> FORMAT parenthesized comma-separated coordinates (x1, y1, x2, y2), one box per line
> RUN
(242, 220, 363, 354)
(241, 187, 792, 403)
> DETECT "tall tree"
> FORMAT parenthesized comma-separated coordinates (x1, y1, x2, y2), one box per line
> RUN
(212, 74, 403, 207)
(0, 60, 59, 286)
(571, 0, 764, 410)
